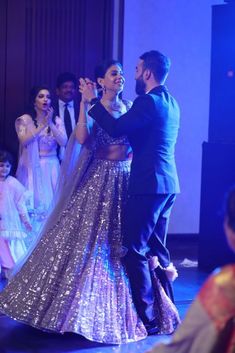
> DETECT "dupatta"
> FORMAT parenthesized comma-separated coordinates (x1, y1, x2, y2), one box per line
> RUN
(10, 129, 96, 278)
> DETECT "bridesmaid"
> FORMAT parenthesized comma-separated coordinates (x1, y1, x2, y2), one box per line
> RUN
(15, 86, 67, 232)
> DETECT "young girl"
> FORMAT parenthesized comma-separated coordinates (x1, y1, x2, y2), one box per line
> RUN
(0, 150, 32, 279)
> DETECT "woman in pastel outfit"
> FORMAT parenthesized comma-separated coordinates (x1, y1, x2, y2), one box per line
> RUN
(15, 86, 67, 230)
(0, 61, 179, 344)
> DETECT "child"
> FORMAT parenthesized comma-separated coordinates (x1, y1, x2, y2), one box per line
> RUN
(0, 150, 32, 279)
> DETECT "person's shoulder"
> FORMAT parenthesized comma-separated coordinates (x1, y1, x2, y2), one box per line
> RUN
(199, 264, 235, 321)
(132, 94, 156, 113)
(16, 114, 32, 124)
(200, 264, 235, 302)
(213, 264, 235, 287)
(6, 175, 24, 190)
(7, 175, 20, 184)
(134, 94, 155, 104)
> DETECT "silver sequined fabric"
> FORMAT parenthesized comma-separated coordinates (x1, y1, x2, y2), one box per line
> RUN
(0, 127, 180, 344)
(95, 123, 129, 146)
(0, 157, 148, 343)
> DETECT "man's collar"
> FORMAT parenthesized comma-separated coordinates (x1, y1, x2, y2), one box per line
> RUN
(147, 85, 168, 94)
(58, 99, 74, 107)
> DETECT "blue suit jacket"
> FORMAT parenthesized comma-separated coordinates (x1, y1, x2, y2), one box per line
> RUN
(89, 85, 180, 195)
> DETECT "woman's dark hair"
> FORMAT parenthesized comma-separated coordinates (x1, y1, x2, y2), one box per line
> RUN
(0, 150, 14, 165)
(94, 59, 122, 90)
(225, 187, 235, 232)
(26, 85, 52, 128)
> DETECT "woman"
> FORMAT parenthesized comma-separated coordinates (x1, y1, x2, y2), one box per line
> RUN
(0, 61, 179, 344)
(15, 86, 67, 229)
(147, 187, 235, 353)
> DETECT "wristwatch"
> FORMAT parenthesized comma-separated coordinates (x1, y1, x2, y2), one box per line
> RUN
(89, 97, 99, 106)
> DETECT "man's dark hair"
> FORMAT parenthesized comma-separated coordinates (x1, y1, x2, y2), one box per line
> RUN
(56, 72, 77, 88)
(140, 50, 171, 83)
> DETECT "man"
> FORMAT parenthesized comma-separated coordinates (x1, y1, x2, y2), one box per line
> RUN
(81, 50, 180, 334)
(55, 72, 79, 140)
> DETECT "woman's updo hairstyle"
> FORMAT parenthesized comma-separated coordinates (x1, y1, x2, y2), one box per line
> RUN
(94, 60, 122, 92)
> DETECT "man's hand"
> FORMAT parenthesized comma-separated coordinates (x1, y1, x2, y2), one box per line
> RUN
(79, 78, 97, 103)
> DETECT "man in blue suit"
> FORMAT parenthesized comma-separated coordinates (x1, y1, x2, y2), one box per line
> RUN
(81, 50, 180, 334)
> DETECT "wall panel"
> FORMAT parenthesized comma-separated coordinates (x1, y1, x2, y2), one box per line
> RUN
(0, 0, 122, 157)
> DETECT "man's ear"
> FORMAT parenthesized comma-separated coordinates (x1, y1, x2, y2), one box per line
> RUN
(144, 69, 151, 81)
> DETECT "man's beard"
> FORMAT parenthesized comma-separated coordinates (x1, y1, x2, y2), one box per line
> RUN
(135, 76, 146, 95)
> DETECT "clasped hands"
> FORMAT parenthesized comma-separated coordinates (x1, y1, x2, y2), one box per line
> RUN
(79, 78, 98, 104)
(37, 107, 54, 129)
(46, 107, 54, 125)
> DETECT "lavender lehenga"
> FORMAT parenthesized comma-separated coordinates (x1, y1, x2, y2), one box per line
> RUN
(15, 114, 67, 242)
(0, 119, 180, 344)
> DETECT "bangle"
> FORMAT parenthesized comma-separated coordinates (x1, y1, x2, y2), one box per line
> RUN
(77, 122, 89, 126)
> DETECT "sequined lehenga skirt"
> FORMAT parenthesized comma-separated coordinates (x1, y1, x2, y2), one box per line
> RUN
(0, 158, 180, 343)
(0, 158, 148, 343)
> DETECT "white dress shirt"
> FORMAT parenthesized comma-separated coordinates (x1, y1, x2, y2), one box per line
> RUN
(58, 99, 76, 129)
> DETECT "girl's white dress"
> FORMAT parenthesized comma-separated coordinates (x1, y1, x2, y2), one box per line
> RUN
(0, 176, 31, 267)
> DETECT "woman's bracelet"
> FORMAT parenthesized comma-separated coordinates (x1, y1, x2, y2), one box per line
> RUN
(77, 122, 89, 126)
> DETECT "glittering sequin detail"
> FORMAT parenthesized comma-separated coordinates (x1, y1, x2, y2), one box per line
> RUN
(0, 158, 148, 344)
(95, 124, 129, 146)
(0, 125, 180, 342)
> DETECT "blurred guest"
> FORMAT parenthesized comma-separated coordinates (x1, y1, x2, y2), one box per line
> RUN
(55, 72, 79, 140)
(146, 187, 235, 353)
(15, 85, 67, 231)
(0, 150, 32, 279)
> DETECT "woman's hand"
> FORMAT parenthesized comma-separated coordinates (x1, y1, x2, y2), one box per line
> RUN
(45, 107, 54, 125)
(79, 78, 97, 103)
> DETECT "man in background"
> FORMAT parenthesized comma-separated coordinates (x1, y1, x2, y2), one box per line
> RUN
(55, 72, 79, 140)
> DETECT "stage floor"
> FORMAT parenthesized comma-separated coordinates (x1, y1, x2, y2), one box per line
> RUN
(0, 238, 209, 353)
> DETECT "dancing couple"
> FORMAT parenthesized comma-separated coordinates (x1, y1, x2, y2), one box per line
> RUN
(0, 50, 180, 344)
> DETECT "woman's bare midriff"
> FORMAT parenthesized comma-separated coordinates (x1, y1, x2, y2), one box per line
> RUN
(95, 145, 131, 161)
(39, 151, 57, 157)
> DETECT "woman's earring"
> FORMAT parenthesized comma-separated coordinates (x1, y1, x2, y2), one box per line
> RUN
(102, 86, 106, 93)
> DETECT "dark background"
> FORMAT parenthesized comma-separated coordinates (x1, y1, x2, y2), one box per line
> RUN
(199, 3, 235, 270)
(0, 0, 124, 159)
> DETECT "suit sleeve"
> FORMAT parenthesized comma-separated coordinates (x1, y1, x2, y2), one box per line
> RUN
(88, 94, 155, 137)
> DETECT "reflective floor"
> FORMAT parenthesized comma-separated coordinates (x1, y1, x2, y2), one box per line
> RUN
(0, 237, 209, 353)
